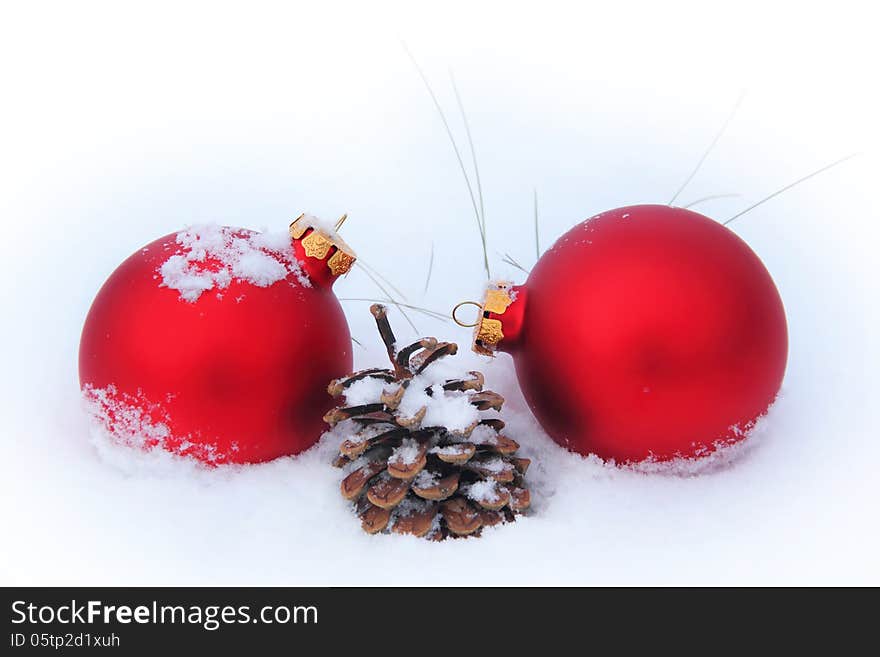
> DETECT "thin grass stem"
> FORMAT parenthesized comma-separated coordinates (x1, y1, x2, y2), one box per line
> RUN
(682, 193, 741, 209)
(357, 260, 408, 301)
(402, 42, 490, 280)
(669, 91, 746, 206)
(423, 242, 435, 295)
(723, 153, 859, 226)
(451, 71, 490, 278)
(501, 252, 530, 275)
(355, 265, 419, 333)
(533, 189, 540, 261)
(339, 298, 450, 322)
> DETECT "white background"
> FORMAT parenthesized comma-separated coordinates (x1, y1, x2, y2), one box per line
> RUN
(1, 0, 878, 585)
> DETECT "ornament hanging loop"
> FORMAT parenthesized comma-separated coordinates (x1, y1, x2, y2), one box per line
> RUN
(452, 301, 482, 328)
(334, 214, 349, 231)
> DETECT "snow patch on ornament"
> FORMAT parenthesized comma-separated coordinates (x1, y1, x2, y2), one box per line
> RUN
(82, 385, 229, 465)
(158, 224, 310, 302)
(625, 415, 769, 476)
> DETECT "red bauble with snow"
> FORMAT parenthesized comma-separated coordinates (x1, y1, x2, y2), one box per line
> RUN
(79, 215, 355, 464)
(469, 204, 788, 463)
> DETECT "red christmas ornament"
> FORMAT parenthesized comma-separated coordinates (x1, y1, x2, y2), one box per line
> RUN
(461, 204, 788, 463)
(79, 214, 356, 465)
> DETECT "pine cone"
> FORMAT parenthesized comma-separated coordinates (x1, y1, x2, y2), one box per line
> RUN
(326, 304, 531, 540)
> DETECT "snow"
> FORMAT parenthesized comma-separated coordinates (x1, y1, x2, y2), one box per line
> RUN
(82, 385, 173, 451)
(2, 4, 879, 585)
(341, 376, 392, 407)
(474, 456, 511, 475)
(83, 385, 233, 465)
(468, 424, 499, 446)
(392, 496, 431, 518)
(159, 224, 309, 302)
(413, 470, 440, 489)
(424, 385, 481, 432)
(466, 479, 500, 504)
(390, 438, 422, 466)
(395, 367, 482, 432)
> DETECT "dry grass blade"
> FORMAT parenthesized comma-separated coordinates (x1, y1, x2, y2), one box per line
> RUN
(451, 70, 490, 278)
(339, 298, 449, 322)
(723, 153, 860, 226)
(501, 252, 530, 275)
(402, 42, 490, 280)
(357, 260, 408, 301)
(682, 193, 741, 209)
(669, 90, 746, 206)
(534, 188, 540, 261)
(423, 241, 435, 295)
(356, 265, 418, 333)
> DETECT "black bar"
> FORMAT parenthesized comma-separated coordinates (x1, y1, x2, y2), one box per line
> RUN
(0, 587, 867, 652)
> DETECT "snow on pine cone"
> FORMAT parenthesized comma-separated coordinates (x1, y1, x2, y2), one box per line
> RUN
(324, 304, 531, 540)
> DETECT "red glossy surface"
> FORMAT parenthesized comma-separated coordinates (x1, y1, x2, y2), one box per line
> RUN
(500, 205, 787, 462)
(79, 230, 352, 464)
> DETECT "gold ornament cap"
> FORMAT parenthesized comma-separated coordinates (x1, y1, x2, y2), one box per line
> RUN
(453, 282, 521, 356)
(289, 213, 357, 279)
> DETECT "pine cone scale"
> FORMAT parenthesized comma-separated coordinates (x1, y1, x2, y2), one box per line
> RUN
(358, 501, 391, 534)
(340, 461, 386, 500)
(411, 471, 460, 501)
(367, 477, 411, 509)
